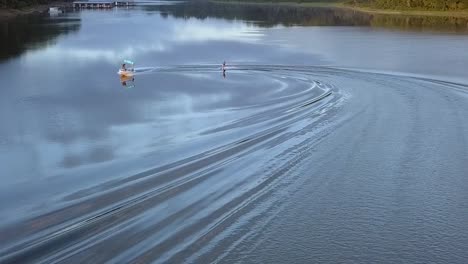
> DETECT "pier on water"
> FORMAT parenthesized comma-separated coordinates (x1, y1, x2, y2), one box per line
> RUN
(73, 0, 135, 8)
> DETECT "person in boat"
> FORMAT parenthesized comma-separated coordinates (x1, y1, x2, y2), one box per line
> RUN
(122, 63, 126, 71)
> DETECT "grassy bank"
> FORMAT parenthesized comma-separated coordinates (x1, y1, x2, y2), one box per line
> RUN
(339, 4, 468, 18)
(212, 0, 468, 17)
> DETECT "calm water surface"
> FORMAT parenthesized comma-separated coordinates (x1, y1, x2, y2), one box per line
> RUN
(1, 2, 468, 263)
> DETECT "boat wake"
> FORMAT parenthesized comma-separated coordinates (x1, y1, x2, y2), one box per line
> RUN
(2, 65, 468, 263)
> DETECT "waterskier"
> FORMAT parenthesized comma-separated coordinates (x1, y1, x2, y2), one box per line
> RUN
(222, 61, 226, 78)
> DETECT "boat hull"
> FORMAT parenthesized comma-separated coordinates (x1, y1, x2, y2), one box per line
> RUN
(118, 69, 134, 76)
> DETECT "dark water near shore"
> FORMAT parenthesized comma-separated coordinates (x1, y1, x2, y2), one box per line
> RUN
(1, 2, 468, 263)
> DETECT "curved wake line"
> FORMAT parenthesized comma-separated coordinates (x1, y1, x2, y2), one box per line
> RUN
(13, 64, 467, 263)
(0, 90, 337, 264)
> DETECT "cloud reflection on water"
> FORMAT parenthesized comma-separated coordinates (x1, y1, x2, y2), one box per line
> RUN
(23, 16, 263, 63)
(2, 2, 468, 227)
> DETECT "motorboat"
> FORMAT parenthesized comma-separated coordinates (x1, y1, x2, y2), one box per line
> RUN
(49, 7, 62, 16)
(49, 7, 61, 13)
(118, 59, 135, 76)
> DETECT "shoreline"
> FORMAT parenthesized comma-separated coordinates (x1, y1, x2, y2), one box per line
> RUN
(211, 0, 468, 18)
(3, 0, 468, 21)
(339, 4, 468, 18)
(211, 1, 337, 8)
(0, 1, 72, 21)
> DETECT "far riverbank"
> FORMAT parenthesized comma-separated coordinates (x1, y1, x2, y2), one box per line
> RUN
(212, 0, 468, 18)
(0, 1, 72, 20)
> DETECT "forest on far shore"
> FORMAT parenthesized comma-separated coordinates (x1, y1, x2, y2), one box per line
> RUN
(2, 0, 468, 11)
(1, 0, 63, 9)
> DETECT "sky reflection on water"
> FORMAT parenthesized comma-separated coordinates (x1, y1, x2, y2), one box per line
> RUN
(1, 0, 468, 229)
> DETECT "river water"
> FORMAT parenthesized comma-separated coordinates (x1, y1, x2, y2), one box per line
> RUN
(1, 1, 468, 263)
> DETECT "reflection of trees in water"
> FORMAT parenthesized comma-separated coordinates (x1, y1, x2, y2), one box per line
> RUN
(148, 2, 468, 32)
(0, 15, 81, 61)
(144, 2, 373, 27)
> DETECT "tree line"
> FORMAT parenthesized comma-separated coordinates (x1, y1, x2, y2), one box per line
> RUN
(3, 0, 467, 12)
(1, 0, 57, 9)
